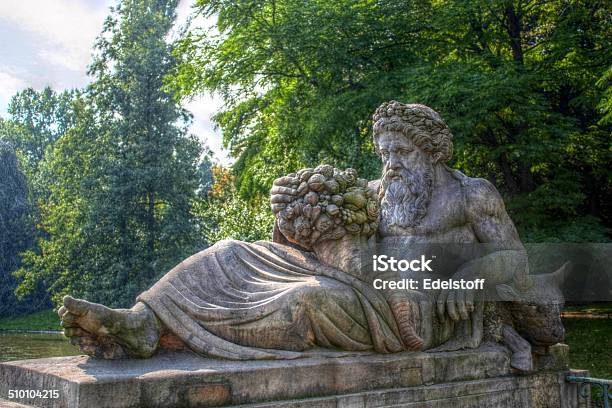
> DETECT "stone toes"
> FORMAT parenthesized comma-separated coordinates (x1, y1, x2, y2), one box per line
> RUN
(510, 351, 533, 373)
(63, 295, 90, 316)
(58, 306, 67, 318)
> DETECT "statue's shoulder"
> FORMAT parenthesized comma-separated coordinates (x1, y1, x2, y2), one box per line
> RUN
(449, 169, 505, 218)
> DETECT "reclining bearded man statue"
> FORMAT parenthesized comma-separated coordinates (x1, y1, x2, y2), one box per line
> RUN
(58, 101, 534, 361)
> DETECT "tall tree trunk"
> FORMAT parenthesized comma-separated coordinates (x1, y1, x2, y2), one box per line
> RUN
(481, 130, 520, 193)
(498, 153, 520, 194)
(518, 162, 534, 192)
(504, 3, 524, 64)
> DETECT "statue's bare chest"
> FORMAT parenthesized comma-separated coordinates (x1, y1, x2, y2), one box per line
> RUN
(379, 188, 477, 244)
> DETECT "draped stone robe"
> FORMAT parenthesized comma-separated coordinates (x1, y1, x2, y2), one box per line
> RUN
(138, 238, 483, 360)
(138, 239, 407, 360)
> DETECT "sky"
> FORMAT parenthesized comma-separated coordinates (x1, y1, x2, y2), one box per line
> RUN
(0, 0, 230, 164)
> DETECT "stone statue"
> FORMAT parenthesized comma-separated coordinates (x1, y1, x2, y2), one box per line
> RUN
(58, 101, 565, 369)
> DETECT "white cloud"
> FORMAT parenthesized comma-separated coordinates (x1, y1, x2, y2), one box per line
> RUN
(171, 0, 217, 40)
(184, 94, 232, 165)
(175, 0, 193, 28)
(0, 68, 27, 114)
(185, 94, 222, 119)
(36, 49, 85, 73)
(0, 0, 109, 72)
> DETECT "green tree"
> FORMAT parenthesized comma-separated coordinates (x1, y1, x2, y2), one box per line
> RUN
(171, 0, 611, 241)
(196, 147, 216, 196)
(193, 165, 273, 244)
(0, 88, 78, 315)
(15, 97, 103, 306)
(0, 87, 78, 224)
(403, 0, 611, 241)
(0, 87, 77, 177)
(0, 142, 48, 316)
(18, 0, 204, 307)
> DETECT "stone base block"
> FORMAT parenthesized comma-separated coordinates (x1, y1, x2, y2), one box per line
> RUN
(0, 345, 581, 408)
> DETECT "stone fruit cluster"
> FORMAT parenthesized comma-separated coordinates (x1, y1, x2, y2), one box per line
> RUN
(275, 165, 379, 250)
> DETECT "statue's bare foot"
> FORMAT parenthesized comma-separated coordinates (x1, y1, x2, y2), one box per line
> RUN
(58, 296, 161, 359)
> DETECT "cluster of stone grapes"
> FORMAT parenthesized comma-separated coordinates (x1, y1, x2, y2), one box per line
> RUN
(275, 165, 379, 250)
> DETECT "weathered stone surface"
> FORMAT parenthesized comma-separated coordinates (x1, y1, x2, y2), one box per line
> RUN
(535, 343, 571, 372)
(0, 346, 581, 408)
(249, 372, 580, 408)
(0, 399, 33, 407)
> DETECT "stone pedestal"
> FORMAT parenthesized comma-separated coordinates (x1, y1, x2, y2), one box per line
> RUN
(0, 344, 582, 408)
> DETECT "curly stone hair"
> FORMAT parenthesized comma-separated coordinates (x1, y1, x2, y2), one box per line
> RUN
(275, 165, 379, 250)
(372, 101, 453, 164)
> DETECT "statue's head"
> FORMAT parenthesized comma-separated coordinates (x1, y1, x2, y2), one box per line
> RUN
(275, 165, 379, 251)
(372, 101, 453, 230)
(372, 101, 453, 164)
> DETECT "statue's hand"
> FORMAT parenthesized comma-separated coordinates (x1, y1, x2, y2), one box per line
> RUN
(270, 176, 299, 214)
(436, 269, 476, 322)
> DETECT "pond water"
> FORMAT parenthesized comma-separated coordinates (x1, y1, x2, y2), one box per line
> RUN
(0, 332, 81, 362)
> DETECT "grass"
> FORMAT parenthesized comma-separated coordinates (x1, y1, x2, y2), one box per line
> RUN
(0, 309, 61, 331)
(563, 317, 612, 379)
(563, 302, 612, 315)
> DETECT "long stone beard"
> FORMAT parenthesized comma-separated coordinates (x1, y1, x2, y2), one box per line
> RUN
(379, 163, 434, 231)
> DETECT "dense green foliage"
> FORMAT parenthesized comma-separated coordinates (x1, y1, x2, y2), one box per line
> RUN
(0, 87, 77, 178)
(13, 0, 205, 308)
(0, 142, 49, 316)
(172, 0, 611, 241)
(0, 0, 609, 315)
(0, 88, 79, 316)
(194, 165, 273, 244)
